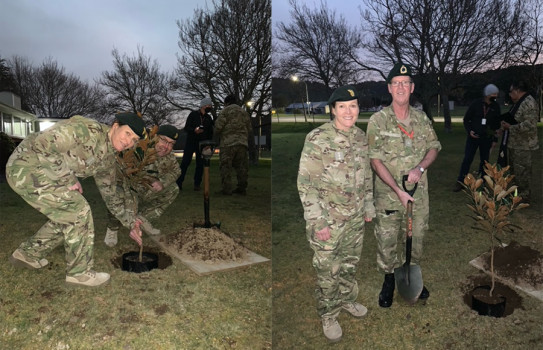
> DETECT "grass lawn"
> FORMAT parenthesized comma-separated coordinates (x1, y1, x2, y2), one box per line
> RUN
(0, 157, 271, 349)
(272, 121, 543, 349)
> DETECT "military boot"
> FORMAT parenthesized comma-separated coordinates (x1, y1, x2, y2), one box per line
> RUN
(378, 273, 395, 308)
(9, 249, 49, 270)
(66, 270, 110, 287)
(321, 315, 342, 343)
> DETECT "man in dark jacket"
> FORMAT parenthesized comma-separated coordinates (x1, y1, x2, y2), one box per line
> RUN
(453, 84, 501, 192)
(176, 97, 214, 191)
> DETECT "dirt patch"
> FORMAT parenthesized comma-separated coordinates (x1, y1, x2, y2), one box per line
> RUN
(482, 240, 543, 289)
(161, 226, 248, 263)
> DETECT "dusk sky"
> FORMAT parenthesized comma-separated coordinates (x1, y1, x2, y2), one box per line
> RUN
(1, 1, 362, 82)
(0, 0, 207, 82)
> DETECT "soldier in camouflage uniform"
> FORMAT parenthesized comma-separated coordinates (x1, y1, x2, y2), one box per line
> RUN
(6, 113, 146, 287)
(297, 85, 375, 343)
(367, 63, 441, 308)
(104, 125, 181, 246)
(214, 94, 253, 195)
(501, 80, 540, 203)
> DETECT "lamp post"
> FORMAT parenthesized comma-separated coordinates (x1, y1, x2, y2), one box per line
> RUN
(291, 75, 309, 122)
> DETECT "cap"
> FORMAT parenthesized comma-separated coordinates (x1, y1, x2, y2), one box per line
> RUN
(387, 63, 412, 83)
(158, 125, 179, 140)
(484, 84, 499, 96)
(327, 85, 359, 105)
(115, 112, 146, 139)
(200, 97, 212, 107)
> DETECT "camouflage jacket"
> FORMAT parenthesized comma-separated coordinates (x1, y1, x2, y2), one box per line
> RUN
(367, 106, 441, 210)
(508, 94, 539, 151)
(214, 104, 252, 148)
(297, 121, 375, 234)
(17, 115, 136, 228)
(123, 152, 181, 196)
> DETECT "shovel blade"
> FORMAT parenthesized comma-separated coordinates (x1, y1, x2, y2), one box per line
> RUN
(394, 264, 423, 304)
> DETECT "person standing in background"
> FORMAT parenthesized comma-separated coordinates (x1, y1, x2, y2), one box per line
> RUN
(500, 80, 539, 203)
(453, 84, 501, 192)
(177, 97, 214, 191)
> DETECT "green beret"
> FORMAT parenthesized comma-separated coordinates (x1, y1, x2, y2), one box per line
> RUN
(327, 85, 359, 105)
(158, 125, 179, 140)
(115, 112, 147, 139)
(387, 63, 412, 83)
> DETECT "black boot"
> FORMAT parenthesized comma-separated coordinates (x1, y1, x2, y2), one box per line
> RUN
(419, 286, 430, 300)
(378, 273, 395, 308)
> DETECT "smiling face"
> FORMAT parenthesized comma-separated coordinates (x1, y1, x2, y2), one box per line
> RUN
(155, 135, 175, 157)
(110, 123, 140, 152)
(332, 99, 359, 131)
(388, 77, 414, 106)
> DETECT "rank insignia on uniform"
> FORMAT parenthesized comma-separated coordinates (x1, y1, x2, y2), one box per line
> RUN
(348, 89, 354, 97)
(400, 65, 407, 74)
(174, 133, 178, 139)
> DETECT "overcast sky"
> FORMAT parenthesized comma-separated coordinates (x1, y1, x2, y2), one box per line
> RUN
(0, 1, 362, 83)
(0, 0, 206, 82)
(272, 0, 362, 29)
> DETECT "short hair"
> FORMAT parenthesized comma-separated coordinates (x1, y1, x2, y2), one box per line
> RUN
(510, 80, 530, 92)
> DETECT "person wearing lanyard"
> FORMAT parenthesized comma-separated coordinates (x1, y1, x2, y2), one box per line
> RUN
(176, 97, 214, 191)
(453, 84, 501, 192)
(367, 62, 441, 308)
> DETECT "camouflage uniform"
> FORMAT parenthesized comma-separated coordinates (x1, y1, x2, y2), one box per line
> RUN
(107, 151, 181, 230)
(214, 104, 252, 193)
(297, 121, 375, 318)
(506, 94, 539, 201)
(5, 116, 132, 276)
(367, 106, 441, 273)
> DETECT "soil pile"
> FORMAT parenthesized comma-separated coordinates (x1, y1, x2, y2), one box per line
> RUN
(483, 240, 543, 289)
(162, 227, 248, 263)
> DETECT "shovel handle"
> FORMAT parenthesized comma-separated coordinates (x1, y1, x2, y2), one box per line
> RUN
(405, 200, 413, 265)
(402, 175, 418, 196)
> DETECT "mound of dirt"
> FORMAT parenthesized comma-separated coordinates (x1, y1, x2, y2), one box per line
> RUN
(162, 227, 248, 263)
(483, 240, 543, 289)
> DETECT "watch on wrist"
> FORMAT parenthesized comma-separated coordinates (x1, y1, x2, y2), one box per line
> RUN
(418, 166, 425, 173)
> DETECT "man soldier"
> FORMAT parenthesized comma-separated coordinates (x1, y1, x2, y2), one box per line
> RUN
(214, 94, 253, 195)
(7, 113, 146, 287)
(104, 124, 181, 247)
(500, 80, 539, 203)
(367, 62, 441, 308)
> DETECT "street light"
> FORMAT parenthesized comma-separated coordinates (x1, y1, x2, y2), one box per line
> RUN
(291, 75, 310, 122)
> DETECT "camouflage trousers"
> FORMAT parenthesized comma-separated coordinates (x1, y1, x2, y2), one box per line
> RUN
(6, 147, 95, 276)
(107, 183, 179, 230)
(308, 216, 365, 318)
(219, 145, 248, 193)
(374, 201, 429, 274)
(508, 148, 533, 201)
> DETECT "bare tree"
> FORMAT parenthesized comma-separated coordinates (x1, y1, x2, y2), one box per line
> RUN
(99, 47, 174, 126)
(8, 56, 103, 119)
(172, 0, 271, 119)
(0, 56, 15, 92)
(274, 0, 364, 93)
(361, 0, 526, 131)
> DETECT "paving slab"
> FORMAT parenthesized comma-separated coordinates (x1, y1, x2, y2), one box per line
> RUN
(147, 234, 269, 276)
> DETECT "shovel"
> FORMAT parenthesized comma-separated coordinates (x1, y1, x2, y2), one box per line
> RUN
(194, 140, 221, 229)
(394, 175, 423, 305)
